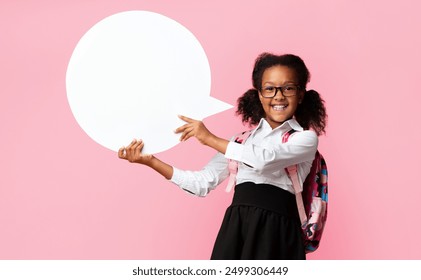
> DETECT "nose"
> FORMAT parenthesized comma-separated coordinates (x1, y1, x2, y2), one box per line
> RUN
(274, 87, 285, 99)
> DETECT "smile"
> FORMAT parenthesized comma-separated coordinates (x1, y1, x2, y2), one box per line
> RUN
(271, 105, 288, 111)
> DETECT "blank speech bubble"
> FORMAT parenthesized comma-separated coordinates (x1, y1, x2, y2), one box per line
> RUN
(66, 11, 232, 154)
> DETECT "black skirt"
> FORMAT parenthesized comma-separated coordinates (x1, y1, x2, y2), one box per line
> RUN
(211, 182, 305, 260)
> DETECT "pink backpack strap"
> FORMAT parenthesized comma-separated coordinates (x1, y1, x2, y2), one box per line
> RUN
(226, 160, 239, 193)
(286, 165, 308, 226)
(225, 130, 253, 192)
(283, 130, 308, 226)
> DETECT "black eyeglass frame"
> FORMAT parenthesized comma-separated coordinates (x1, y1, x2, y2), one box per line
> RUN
(259, 84, 301, 98)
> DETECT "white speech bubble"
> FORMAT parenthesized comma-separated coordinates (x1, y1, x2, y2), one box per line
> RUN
(66, 11, 232, 154)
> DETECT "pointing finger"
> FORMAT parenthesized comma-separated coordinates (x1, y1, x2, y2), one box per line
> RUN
(178, 115, 195, 123)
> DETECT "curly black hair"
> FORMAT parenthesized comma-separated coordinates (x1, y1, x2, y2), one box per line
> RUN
(236, 53, 327, 135)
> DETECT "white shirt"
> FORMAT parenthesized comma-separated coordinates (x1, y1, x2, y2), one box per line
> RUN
(170, 118, 318, 197)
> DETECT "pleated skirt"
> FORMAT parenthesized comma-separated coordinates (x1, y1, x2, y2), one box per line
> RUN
(211, 182, 305, 260)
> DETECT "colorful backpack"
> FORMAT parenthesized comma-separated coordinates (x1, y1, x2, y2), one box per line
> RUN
(226, 129, 328, 253)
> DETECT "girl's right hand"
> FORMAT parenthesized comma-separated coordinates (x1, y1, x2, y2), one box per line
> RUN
(118, 139, 153, 165)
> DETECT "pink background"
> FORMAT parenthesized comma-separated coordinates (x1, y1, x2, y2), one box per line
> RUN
(1, 0, 420, 259)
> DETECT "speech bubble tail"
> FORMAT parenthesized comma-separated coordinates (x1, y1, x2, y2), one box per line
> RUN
(178, 96, 233, 120)
(206, 96, 234, 117)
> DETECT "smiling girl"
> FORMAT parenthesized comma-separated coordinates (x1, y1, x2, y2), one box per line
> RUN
(118, 53, 327, 259)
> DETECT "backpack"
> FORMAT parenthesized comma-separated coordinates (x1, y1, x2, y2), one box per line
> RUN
(226, 129, 328, 253)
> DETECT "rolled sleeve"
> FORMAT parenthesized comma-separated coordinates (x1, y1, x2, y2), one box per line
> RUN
(225, 141, 245, 162)
(170, 167, 184, 189)
(169, 152, 229, 197)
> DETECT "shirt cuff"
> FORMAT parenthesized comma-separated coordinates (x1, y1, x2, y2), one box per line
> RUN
(169, 167, 198, 195)
(170, 167, 183, 185)
(225, 141, 245, 162)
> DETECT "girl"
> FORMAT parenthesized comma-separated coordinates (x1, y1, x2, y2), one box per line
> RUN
(118, 53, 327, 259)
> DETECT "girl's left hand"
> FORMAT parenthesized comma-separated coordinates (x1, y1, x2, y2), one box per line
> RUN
(118, 139, 153, 165)
(175, 115, 213, 145)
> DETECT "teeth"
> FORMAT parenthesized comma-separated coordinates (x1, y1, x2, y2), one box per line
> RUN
(272, 105, 287, 111)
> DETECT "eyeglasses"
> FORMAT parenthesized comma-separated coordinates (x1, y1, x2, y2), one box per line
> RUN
(260, 84, 300, 98)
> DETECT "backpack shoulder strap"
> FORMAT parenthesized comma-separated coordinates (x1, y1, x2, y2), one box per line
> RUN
(225, 130, 253, 192)
(282, 129, 308, 226)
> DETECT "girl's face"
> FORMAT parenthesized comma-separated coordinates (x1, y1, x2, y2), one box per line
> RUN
(258, 65, 304, 129)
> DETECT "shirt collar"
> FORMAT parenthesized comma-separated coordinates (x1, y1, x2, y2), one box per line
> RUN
(251, 118, 304, 137)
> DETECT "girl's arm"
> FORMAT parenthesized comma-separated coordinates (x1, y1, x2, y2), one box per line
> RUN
(225, 130, 318, 173)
